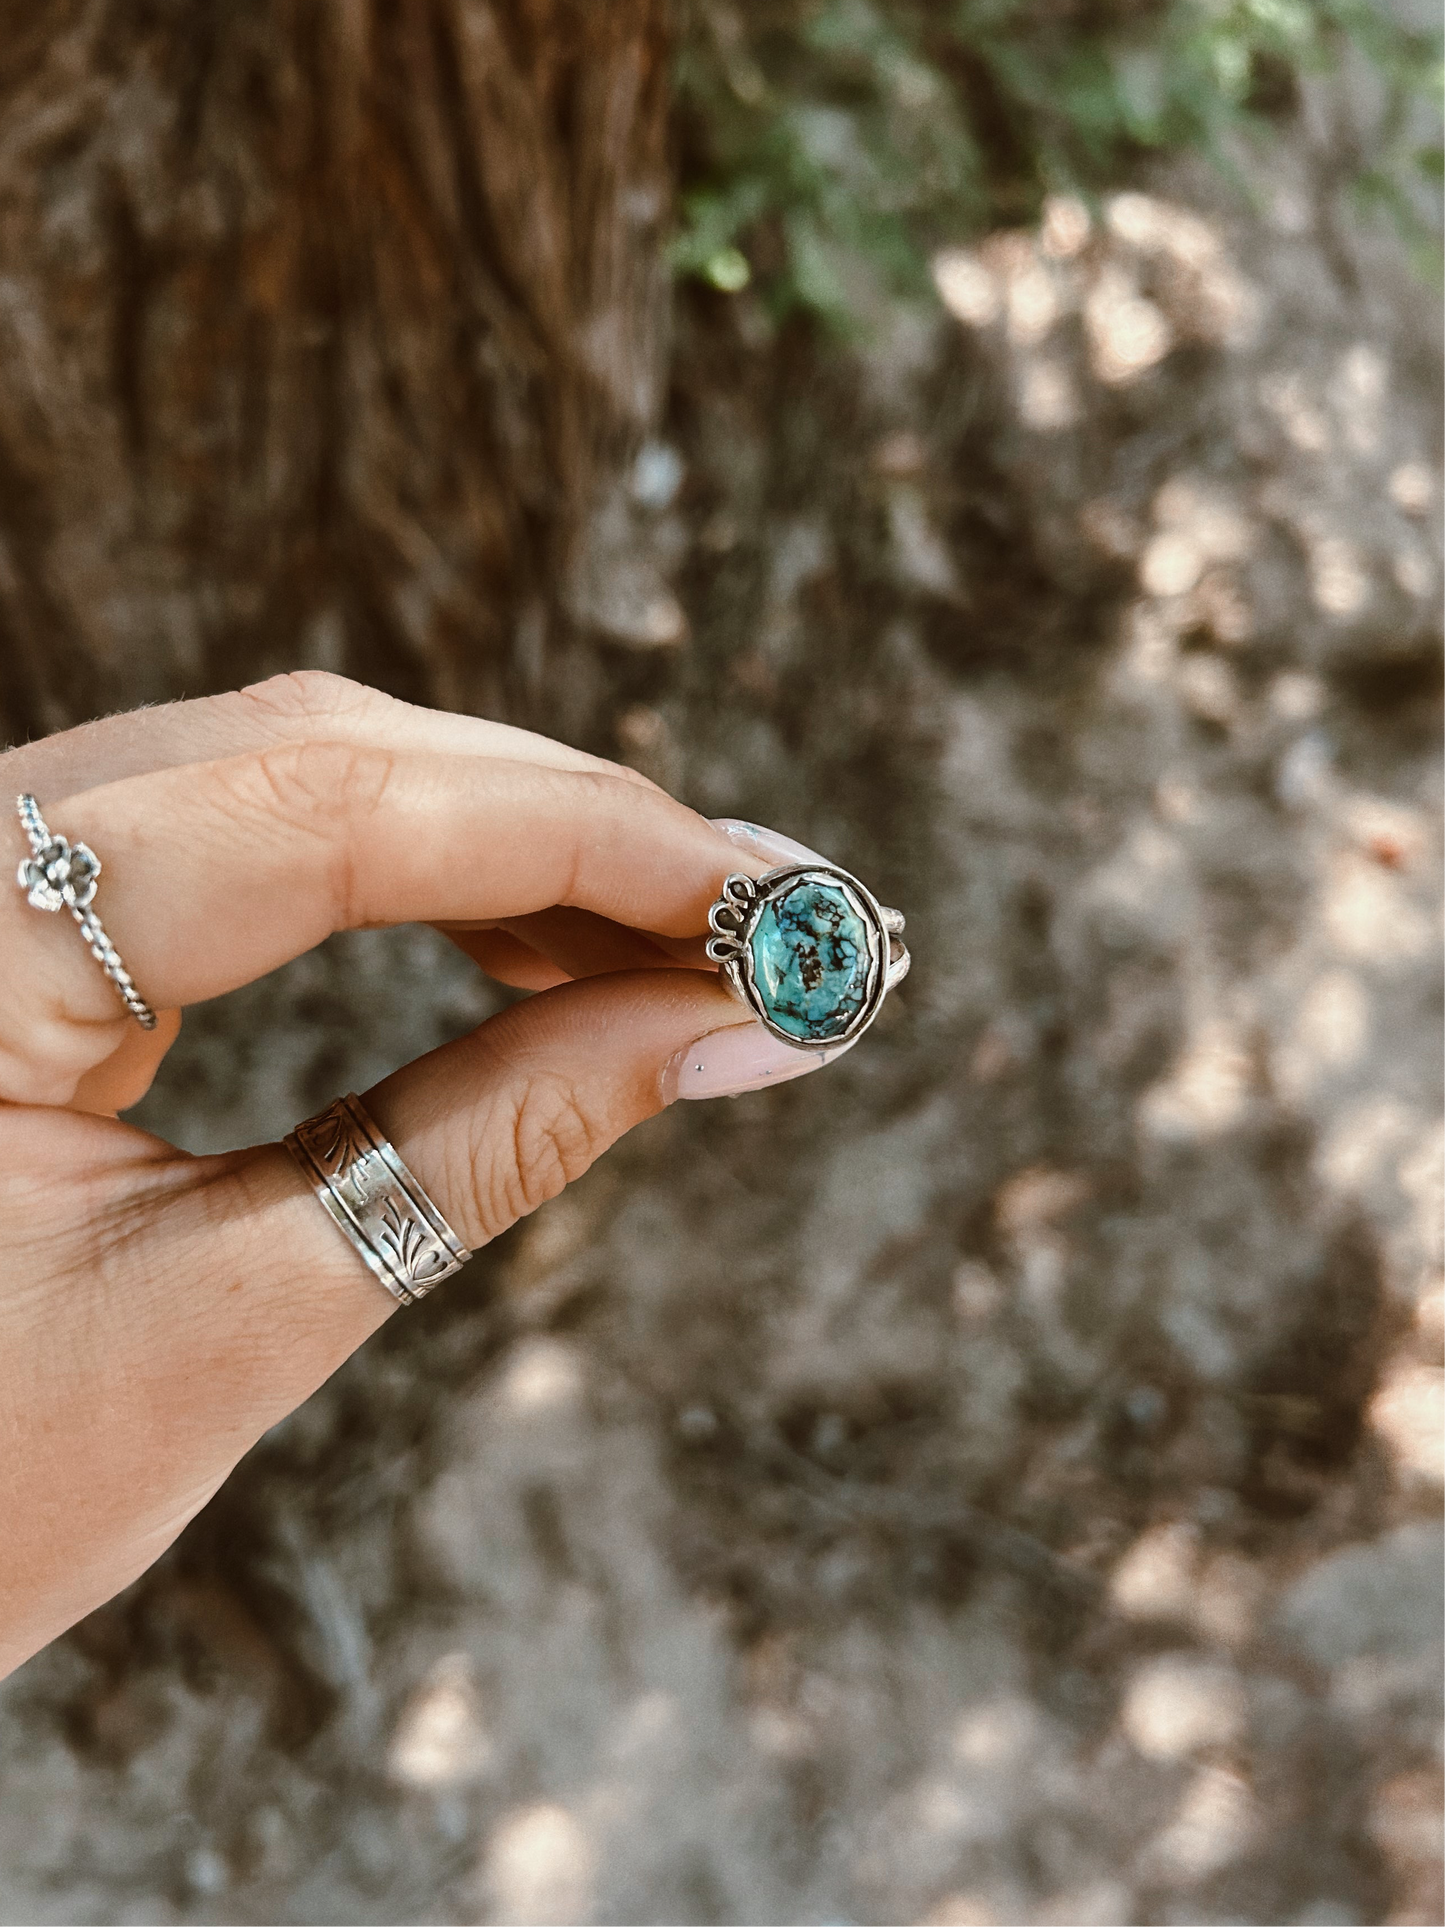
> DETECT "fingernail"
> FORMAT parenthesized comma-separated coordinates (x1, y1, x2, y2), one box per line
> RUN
(660, 1022, 854, 1103)
(710, 817, 831, 869)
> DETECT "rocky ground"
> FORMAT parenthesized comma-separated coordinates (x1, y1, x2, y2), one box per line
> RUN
(0, 112, 1441, 1927)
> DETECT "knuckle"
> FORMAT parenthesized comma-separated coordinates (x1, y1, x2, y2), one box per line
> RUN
(482, 1073, 603, 1232)
(247, 738, 396, 826)
(237, 669, 382, 731)
(587, 752, 664, 795)
(230, 740, 397, 928)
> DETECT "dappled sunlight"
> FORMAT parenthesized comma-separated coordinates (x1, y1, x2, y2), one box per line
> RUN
(1108, 476, 1262, 698)
(1323, 849, 1433, 965)
(914, 1775, 992, 1840)
(1188, 1555, 1266, 1648)
(950, 1696, 1041, 1768)
(1269, 670, 1327, 723)
(1309, 534, 1371, 618)
(1175, 652, 1239, 726)
(1106, 191, 1212, 263)
(1110, 1522, 1197, 1620)
(916, 161, 1441, 1923)
(1191, 567, 1254, 644)
(1274, 968, 1371, 1101)
(482, 1802, 594, 1926)
(1079, 496, 1142, 561)
(1150, 475, 1252, 567)
(496, 1336, 585, 1414)
(388, 1652, 492, 1789)
(1109, 1525, 1263, 1646)
(1316, 1096, 1424, 1202)
(1142, 1766, 1258, 1880)
(1260, 370, 1331, 453)
(1416, 1283, 1445, 1355)
(931, 248, 999, 327)
(1005, 255, 1065, 347)
(1398, 1131, 1444, 1274)
(1154, 771, 1203, 824)
(1389, 460, 1434, 516)
(1139, 529, 1205, 598)
(934, 189, 1266, 470)
(1016, 357, 1079, 430)
(1120, 1655, 1248, 1761)
(993, 1166, 1091, 1240)
(1393, 539, 1435, 599)
(1330, 343, 1388, 459)
(1276, 728, 1334, 808)
(1369, 1363, 1445, 1487)
(1039, 193, 1091, 260)
(1139, 1017, 1251, 1142)
(1104, 191, 1261, 347)
(1086, 267, 1174, 385)
(952, 1260, 1005, 1323)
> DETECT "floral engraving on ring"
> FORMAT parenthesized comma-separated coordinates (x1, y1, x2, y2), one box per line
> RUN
(375, 1198, 446, 1283)
(299, 1108, 367, 1178)
(18, 835, 101, 914)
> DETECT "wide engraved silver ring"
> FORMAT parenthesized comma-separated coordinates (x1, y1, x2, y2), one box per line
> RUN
(705, 863, 908, 1050)
(284, 1093, 472, 1307)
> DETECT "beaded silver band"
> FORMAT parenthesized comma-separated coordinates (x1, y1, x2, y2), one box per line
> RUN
(15, 793, 157, 1029)
(284, 1092, 472, 1307)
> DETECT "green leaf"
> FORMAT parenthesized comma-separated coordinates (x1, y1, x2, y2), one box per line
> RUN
(672, 0, 1444, 323)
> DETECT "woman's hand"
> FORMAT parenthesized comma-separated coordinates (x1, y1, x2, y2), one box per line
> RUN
(0, 672, 839, 1678)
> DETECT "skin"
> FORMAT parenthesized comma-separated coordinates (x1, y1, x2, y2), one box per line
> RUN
(0, 671, 775, 1680)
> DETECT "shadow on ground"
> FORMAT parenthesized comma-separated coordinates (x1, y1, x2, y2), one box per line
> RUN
(0, 136, 1441, 1927)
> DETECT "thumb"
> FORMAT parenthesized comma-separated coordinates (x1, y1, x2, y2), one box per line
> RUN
(359, 964, 831, 1251)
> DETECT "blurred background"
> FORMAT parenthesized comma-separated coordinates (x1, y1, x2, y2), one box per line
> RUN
(0, 3, 1441, 1922)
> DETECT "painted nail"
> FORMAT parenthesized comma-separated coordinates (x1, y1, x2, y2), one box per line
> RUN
(660, 1022, 854, 1103)
(710, 816, 831, 869)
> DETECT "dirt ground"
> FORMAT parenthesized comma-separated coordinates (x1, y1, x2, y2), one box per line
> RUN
(0, 117, 1440, 1927)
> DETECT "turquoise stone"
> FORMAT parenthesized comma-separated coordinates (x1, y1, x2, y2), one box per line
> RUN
(749, 877, 872, 1042)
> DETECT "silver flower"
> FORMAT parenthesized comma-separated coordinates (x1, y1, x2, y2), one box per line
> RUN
(18, 834, 101, 913)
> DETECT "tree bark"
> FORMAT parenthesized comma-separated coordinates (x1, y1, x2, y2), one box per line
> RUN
(0, 0, 672, 744)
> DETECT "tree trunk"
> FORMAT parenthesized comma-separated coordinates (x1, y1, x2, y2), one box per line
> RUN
(0, 0, 672, 745)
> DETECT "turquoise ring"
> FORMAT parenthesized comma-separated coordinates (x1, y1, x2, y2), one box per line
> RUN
(705, 864, 909, 1050)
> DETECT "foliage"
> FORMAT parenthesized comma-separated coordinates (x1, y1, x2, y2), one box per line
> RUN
(673, 0, 1444, 320)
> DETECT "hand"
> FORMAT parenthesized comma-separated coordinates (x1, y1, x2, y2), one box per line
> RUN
(0, 673, 841, 1677)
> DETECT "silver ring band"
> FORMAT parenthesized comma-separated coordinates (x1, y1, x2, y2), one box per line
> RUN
(284, 1092, 472, 1307)
(15, 793, 157, 1029)
(706, 861, 909, 1049)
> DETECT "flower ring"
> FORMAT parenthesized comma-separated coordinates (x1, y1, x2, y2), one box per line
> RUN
(18, 830, 101, 914)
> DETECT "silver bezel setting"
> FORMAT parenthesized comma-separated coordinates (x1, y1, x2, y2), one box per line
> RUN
(705, 863, 907, 1051)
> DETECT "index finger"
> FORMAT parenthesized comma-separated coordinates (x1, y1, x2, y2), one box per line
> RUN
(0, 671, 653, 799)
(1, 741, 762, 1094)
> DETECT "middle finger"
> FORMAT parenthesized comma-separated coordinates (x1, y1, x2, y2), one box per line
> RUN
(0, 743, 763, 1100)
